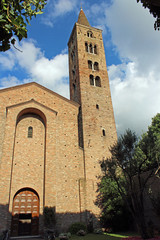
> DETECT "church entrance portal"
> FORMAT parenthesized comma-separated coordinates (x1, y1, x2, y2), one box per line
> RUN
(11, 188, 39, 236)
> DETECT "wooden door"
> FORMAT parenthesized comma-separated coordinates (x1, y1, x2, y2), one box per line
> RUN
(11, 189, 39, 236)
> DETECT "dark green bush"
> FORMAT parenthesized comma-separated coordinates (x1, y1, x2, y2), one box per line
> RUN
(68, 222, 87, 234)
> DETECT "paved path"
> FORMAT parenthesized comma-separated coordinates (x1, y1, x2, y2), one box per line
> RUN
(11, 238, 43, 240)
(10, 237, 43, 240)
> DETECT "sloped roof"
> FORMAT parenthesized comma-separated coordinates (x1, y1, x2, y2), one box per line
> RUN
(77, 9, 90, 27)
(0, 82, 79, 108)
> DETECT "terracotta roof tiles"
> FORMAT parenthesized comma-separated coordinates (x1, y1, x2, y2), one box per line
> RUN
(77, 9, 90, 27)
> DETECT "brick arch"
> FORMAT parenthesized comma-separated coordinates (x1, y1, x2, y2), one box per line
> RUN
(13, 187, 39, 199)
(16, 107, 47, 126)
(11, 188, 39, 237)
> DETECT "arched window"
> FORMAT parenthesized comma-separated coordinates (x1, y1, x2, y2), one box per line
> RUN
(94, 45, 97, 54)
(85, 42, 88, 52)
(95, 76, 101, 87)
(90, 75, 94, 86)
(89, 44, 93, 53)
(87, 31, 93, 38)
(94, 62, 99, 71)
(96, 104, 99, 109)
(28, 126, 33, 138)
(102, 129, 106, 136)
(88, 60, 92, 70)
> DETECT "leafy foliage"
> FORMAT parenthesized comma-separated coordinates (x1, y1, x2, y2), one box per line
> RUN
(98, 126, 160, 239)
(96, 175, 132, 231)
(137, 0, 160, 30)
(68, 222, 87, 235)
(0, 0, 47, 52)
(140, 113, 160, 175)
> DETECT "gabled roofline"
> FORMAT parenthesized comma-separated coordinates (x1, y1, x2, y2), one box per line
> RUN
(6, 99, 58, 115)
(0, 82, 80, 108)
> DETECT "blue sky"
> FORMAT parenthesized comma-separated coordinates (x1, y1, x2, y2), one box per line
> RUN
(0, 0, 160, 136)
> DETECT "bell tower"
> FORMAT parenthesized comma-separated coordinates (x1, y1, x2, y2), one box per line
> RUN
(68, 9, 117, 217)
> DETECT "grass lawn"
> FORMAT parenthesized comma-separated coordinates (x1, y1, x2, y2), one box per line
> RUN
(56, 233, 133, 240)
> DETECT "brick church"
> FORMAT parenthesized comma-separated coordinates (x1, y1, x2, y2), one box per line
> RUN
(0, 9, 117, 236)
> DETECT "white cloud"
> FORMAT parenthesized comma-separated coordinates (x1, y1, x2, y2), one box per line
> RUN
(42, 0, 78, 26)
(0, 76, 30, 89)
(15, 40, 43, 71)
(103, 0, 160, 135)
(109, 62, 160, 135)
(0, 40, 69, 99)
(54, 0, 77, 16)
(0, 51, 16, 70)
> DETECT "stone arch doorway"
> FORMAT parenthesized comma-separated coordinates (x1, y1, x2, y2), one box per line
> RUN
(11, 188, 39, 237)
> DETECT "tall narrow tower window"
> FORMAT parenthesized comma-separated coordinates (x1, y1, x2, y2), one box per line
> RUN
(89, 44, 93, 53)
(90, 75, 94, 85)
(95, 76, 101, 87)
(88, 60, 92, 70)
(28, 126, 33, 138)
(96, 104, 99, 109)
(94, 62, 99, 71)
(71, 51, 75, 61)
(73, 83, 76, 97)
(85, 42, 89, 52)
(102, 129, 106, 136)
(72, 70, 75, 77)
(94, 45, 97, 54)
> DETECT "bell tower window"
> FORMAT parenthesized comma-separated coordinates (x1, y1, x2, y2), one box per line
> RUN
(73, 83, 76, 95)
(88, 60, 92, 70)
(72, 70, 75, 78)
(89, 44, 93, 53)
(94, 62, 99, 71)
(89, 75, 101, 87)
(85, 43, 98, 54)
(87, 31, 93, 38)
(95, 76, 101, 87)
(85, 42, 89, 52)
(71, 51, 75, 62)
(90, 75, 94, 85)
(94, 45, 97, 54)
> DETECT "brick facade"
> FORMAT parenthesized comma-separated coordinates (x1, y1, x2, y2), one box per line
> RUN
(0, 10, 117, 235)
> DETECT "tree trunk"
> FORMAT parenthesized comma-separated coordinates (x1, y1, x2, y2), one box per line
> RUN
(135, 213, 152, 239)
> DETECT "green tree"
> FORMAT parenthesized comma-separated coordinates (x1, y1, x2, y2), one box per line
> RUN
(99, 129, 158, 239)
(0, 0, 47, 52)
(96, 175, 132, 231)
(140, 113, 160, 173)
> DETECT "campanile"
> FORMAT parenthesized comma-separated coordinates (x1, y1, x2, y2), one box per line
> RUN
(68, 9, 117, 217)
